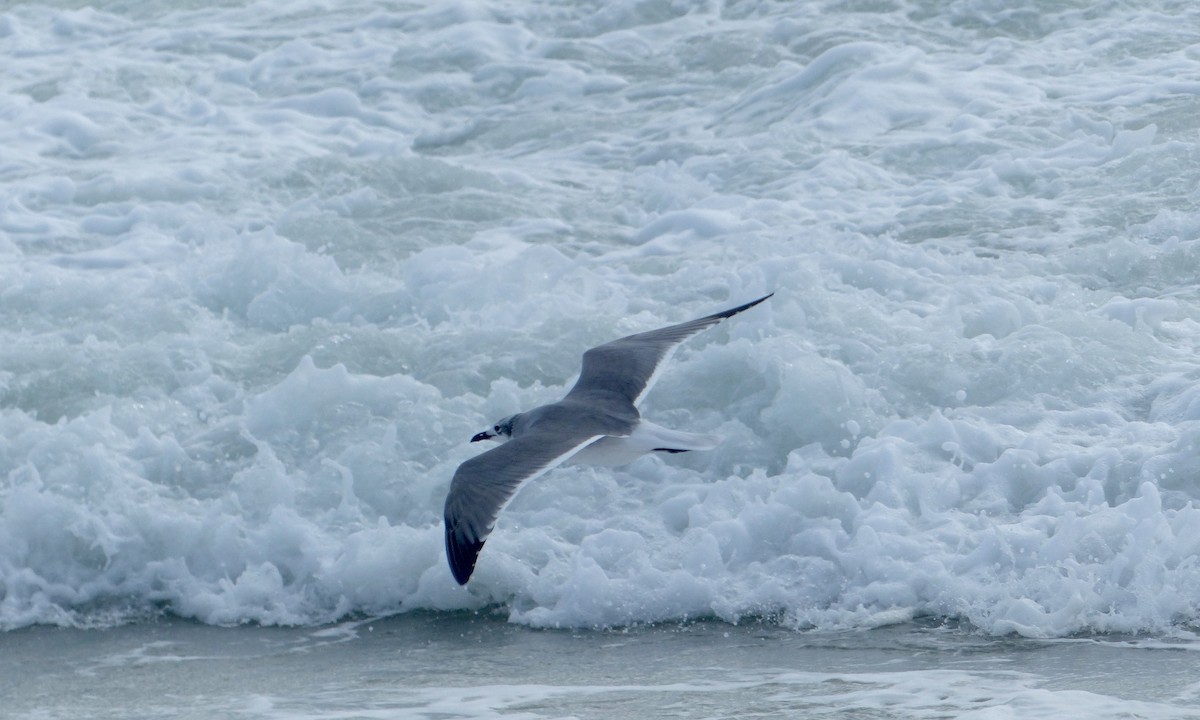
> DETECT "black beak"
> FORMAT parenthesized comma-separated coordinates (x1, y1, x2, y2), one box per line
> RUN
(471, 431, 494, 443)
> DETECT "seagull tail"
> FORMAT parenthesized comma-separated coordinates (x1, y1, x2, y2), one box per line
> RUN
(637, 421, 721, 453)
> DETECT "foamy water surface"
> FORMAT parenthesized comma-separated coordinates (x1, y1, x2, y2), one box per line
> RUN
(3, 0, 1200, 647)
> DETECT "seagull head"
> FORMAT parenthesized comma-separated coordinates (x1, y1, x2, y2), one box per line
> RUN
(471, 414, 518, 443)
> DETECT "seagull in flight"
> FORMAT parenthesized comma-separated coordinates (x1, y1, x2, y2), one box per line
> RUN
(443, 293, 773, 584)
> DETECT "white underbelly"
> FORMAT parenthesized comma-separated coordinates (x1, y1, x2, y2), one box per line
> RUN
(565, 420, 721, 467)
(567, 435, 651, 466)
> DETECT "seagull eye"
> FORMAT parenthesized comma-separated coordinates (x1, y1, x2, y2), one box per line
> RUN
(494, 425, 500, 432)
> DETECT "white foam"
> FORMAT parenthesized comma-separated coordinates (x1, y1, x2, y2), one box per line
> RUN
(3, 0, 1200, 639)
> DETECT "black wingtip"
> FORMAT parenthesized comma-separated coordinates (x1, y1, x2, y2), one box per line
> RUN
(713, 292, 773, 321)
(445, 525, 486, 585)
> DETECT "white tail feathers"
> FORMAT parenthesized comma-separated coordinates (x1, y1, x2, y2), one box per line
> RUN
(644, 427, 721, 452)
(566, 420, 721, 466)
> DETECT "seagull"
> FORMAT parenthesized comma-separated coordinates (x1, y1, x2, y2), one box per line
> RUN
(443, 293, 773, 585)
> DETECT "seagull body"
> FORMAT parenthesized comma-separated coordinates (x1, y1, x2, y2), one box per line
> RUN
(443, 293, 773, 585)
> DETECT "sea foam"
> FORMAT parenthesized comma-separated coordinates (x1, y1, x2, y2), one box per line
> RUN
(3, 0, 1200, 636)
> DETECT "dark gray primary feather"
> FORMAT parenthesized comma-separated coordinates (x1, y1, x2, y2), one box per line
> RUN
(443, 419, 606, 585)
(565, 292, 773, 407)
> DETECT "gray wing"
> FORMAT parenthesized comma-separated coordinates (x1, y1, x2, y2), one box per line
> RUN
(444, 429, 602, 585)
(565, 293, 773, 407)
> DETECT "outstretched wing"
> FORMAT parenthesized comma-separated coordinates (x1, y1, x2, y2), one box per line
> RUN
(443, 429, 602, 585)
(565, 293, 773, 407)
(445, 293, 772, 584)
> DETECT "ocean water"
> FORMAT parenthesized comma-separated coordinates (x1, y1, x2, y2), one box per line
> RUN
(4, 0, 1200, 716)
(6, 615, 1200, 720)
